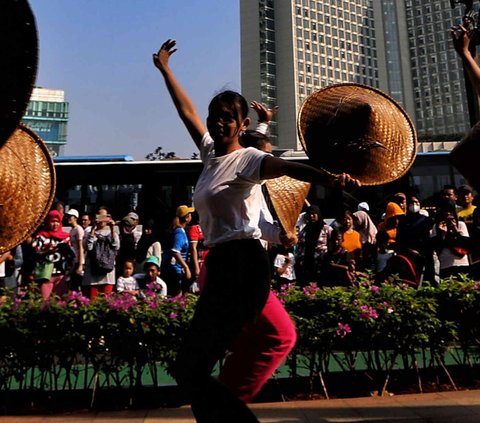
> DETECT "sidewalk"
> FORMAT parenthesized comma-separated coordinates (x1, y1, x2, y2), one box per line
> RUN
(1, 390, 480, 422)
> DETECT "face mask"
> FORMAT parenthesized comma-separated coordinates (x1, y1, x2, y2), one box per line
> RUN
(408, 204, 420, 214)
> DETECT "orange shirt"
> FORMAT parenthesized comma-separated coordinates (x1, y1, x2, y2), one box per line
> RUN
(342, 230, 362, 253)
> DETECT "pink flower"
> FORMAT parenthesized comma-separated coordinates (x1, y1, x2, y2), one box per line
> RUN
(359, 305, 378, 320)
(371, 285, 380, 293)
(169, 312, 178, 319)
(107, 295, 137, 312)
(302, 283, 319, 296)
(336, 322, 352, 338)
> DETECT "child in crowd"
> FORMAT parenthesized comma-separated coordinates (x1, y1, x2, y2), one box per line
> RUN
(375, 230, 395, 273)
(320, 230, 356, 287)
(273, 246, 296, 286)
(116, 259, 140, 294)
(137, 256, 168, 298)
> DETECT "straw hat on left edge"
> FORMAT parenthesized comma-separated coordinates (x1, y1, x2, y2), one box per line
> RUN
(0, 124, 56, 254)
(0, 0, 38, 148)
(0, 1, 55, 254)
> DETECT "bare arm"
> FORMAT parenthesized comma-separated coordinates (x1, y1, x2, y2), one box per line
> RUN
(172, 250, 192, 280)
(189, 242, 200, 279)
(451, 26, 480, 96)
(77, 232, 85, 273)
(260, 155, 361, 190)
(153, 39, 206, 149)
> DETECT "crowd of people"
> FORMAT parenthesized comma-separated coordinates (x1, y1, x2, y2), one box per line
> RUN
(5, 183, 478, 303)
(0, 202, 204, 301)
(278, 184, 479, 289)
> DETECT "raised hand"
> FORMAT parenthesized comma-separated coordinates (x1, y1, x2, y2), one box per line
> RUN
(450, 25, 472, 57)
(153, 39, 177, 72)
(250, 100, 278, 123)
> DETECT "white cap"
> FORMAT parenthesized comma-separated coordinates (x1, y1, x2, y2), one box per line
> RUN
(127, 212, 139, 220)
(66, 208, 79, 218)
(357, 202, 369, 212)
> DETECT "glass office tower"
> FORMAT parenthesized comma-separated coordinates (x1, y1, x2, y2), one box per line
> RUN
(23, 87, 69, 157)
(241, 0, 472, 153)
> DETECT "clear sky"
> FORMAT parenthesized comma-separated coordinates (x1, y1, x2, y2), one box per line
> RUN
(29, 0, 241, 159)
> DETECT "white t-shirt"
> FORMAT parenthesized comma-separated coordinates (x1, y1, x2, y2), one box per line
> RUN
(69, 225, 84, 263)
(430, 221, 470, 270)
(194, 133, 269, 247)
(274, 252, 296, 280)
(259, 193, 281, 248)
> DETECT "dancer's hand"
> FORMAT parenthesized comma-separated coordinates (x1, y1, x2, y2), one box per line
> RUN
(331, 173, 361, 190)
(280, 231, 298, 248)
(153, 39, 177, 73)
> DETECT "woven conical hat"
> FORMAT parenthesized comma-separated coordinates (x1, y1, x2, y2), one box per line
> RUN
(0, 124, 56, 254)
(298, 83, 417, 185)
(0, 0, 38, 147)
(266, 177, 310, 234)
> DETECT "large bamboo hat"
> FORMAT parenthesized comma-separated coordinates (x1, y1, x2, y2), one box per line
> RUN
(0, 1, 56, 254)
(0, 125, 56, 254)
(298, 83, 417, 186)
(265, 177, 310, 235)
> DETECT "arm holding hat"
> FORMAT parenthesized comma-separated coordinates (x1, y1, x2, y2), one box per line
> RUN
(260, 155, 361, 190)
(451, 25, 480, 96)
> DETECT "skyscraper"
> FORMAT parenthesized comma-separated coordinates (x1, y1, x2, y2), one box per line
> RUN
(22, 87, 69, 157)
(240, 0, 471, 153)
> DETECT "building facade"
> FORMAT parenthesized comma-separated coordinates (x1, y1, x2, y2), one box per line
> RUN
(22, 87, 69, 157)
(240, 0, 472, 153)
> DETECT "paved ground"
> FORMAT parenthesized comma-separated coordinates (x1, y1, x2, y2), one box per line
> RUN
(1, 390, 480, 422)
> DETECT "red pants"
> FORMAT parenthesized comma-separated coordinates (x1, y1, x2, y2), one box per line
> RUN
(89, 284, 114, 299)
(175, 239, 296, 422)
(40, 275, 67, 300)
(219, 290, 297, 402)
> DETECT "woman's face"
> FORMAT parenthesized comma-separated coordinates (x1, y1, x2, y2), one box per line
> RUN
(207, 104, 247, 145)
(307, 212, 319, 223)
(49, 217, 60, 232)
(96, 219, 107, 229)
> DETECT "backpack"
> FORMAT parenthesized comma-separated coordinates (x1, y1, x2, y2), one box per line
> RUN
(89, 233, 116, 275)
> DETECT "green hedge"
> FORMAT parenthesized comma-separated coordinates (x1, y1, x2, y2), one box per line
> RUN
(1, 276, 480, 394)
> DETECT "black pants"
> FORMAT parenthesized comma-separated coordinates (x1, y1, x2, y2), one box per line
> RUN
(174, 239, 270, 423)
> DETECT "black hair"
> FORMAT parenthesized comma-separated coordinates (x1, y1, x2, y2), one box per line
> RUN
(240, 130, 271, 149)
(435, 198, 458, 223)
(208, 90, 249, 125)
(442, 184, 457, 194)
(123, 259, 135, 268)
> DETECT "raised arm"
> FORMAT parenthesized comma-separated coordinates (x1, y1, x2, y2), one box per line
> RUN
(153, 39, 206, 149)
(451, 25, 480, 97)
(250, 101, 278, 124)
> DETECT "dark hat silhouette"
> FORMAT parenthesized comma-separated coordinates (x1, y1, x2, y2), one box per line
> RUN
(0, 2, 56, 254)
(0, 0, 38, 147)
